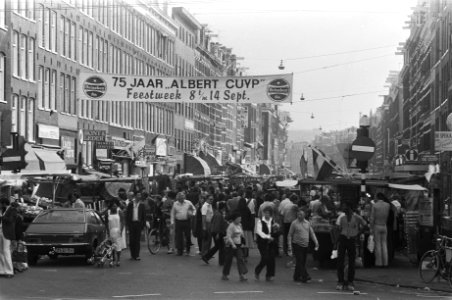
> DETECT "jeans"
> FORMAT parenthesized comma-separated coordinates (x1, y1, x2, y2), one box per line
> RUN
(204, 233, 225, 265)
(175, 220, 191, 254)
(374, 224, 388, 266)
(222, 245, 248, 276)
(255, 241, 276, 278)
(337, 235, 356, 285)
(292, 243, 309, 281)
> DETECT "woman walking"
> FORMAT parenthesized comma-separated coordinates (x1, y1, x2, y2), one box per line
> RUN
(104, 199, 125, 266)
(0, 197, 17, 277)
(222, 212, 248, 282)
(255, 206, 279, 282)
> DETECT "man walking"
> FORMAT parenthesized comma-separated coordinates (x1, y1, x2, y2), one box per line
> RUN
(171, 192, 196, 256)
(126, 192, 146, 260)
(336, 201, 367, 291)
(288, 209, 319, 283)
(201, 194, 214, 256)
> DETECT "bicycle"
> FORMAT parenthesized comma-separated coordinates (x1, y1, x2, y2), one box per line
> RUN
(146, 215, 170, 255)
(419, 235, 452, 287)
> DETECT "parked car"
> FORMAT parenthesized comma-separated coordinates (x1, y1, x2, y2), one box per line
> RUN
(24, 207, 107, 265)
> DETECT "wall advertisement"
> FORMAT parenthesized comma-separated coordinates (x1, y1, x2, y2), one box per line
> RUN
(78, 73, 293, 104)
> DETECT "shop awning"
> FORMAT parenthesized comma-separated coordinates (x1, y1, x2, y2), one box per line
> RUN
(259, 164, 271, 175)
(199, 151, 222, 174)
(225, 161, 243, 175)
(33, 148, 66, 171)
(184, 154, 211, 176)
(111, 148, 133, 159)
(388, 183, 427, 191)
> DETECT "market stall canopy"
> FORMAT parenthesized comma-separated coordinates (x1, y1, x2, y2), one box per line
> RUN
(388, 183, 427, 191)
(275, 179, 299, 188)
(33, 148, 66, 171)
(184, 154, 211, 176)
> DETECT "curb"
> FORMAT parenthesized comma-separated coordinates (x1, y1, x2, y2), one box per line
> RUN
(355, 278, 452, 293)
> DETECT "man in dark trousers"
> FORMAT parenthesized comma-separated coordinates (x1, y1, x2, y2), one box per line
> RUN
(126, 191, 146, 260)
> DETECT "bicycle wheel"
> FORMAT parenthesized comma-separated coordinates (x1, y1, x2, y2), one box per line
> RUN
(147, 229, 161, 255)
(419, 250, 439, 283)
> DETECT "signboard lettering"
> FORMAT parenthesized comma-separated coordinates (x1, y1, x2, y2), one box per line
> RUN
(434, 131, 452, 151)
(78, 73, 293, 104)
(83, 130, 106, 142)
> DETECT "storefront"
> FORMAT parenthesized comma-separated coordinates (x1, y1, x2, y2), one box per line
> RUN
(111, 137, 133, 177)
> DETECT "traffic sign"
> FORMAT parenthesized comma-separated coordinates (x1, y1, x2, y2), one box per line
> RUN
(351, 136, 375, 161)
(405, 149, 419, 162)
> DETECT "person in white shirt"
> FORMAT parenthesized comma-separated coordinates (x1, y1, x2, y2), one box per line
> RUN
(170, 192, 196, 256)
(255, 206, 279, 282)
(201, 195, 214, 255)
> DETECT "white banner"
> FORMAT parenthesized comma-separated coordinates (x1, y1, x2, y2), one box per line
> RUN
(435, 131, 452, 151)
(78, 73, 293, 104)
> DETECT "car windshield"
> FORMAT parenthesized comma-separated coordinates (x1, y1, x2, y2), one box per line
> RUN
(34, 210, 86, 223)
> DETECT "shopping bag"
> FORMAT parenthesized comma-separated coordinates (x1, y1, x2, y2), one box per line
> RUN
(367, 235, 375, 253)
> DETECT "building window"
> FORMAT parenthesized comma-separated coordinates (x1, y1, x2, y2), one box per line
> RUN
(50, 10, 57, 52)
(0, 53, 4, 102)
(44, 68, 50, 109)
(37, 66, 43, 108)
(71, 77, 76, 115)
(11, 94, 18, 133)
(12, 31, 19, 77)
(0, 0, 5, 27)
(20, 34, 26, 78)
(27, 37, 35, 80)
(27, 98, 34, 141)
(51, 70, 56, 110)
(20, 96, 26, 137)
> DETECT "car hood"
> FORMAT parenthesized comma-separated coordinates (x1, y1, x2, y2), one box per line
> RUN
(26, 223, 86, 234)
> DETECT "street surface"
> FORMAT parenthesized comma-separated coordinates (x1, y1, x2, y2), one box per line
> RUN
(1, 246, 452, 300)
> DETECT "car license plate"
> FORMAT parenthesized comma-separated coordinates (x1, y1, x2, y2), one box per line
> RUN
(55, 248, 74, 254)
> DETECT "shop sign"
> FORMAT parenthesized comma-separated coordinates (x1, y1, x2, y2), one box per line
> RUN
(419, 154, 439, 163)
(79, 73, 293, 104)
(144, 145, 156, 155)
(96, 141, 114, 149)
(83, 130, 106, 142)
(156, 137, 167, 156)
(61, 136, 75, 162)
(435, 131, 452, 151)
(39, 124, 59, 140)
(96, 148, 108, 158)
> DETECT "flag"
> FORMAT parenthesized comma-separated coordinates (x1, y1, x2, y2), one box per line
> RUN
(299, 149, 308, 179)
(310, 146, 342, 180)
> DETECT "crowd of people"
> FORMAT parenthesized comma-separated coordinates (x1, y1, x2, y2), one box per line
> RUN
(0, 178, 408, 292)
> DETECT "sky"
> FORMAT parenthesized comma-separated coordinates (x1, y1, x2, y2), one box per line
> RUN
(165, 0, 417, 132)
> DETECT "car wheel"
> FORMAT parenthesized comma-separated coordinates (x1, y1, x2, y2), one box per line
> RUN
(28, 254, 39, 266)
